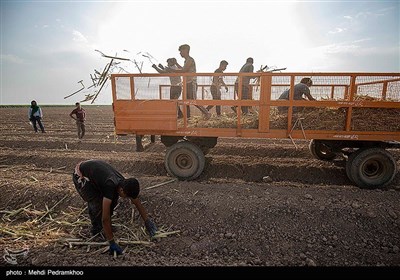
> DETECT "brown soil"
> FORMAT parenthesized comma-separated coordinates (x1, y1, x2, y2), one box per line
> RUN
(0, 106, 399, 269)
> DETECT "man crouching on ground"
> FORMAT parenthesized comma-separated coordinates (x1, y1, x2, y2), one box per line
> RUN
(72, 159, 158, 255)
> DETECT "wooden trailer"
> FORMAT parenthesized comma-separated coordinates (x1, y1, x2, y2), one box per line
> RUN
(111, 72, 400, 188)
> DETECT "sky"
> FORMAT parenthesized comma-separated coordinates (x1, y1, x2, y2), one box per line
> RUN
(1, 0, 399, 105)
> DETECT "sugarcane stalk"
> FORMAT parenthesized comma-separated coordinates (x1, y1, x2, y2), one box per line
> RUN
(101, 246, 110, 254)
(36, 194, 68, 222)
(76, 206, 88, 217)
(153, 230, 181, 238)
(68, 240, 152, 247)
(3, 203, 32, 219)
(0, 210, 14, 214)
(0, 227, 35, 238)
(144, 179, 177, 190)
(23, 208, 45, 216)
(131, 208, 135, 224)
(62, 238, 82, 242)
(30, 176, 38, 182)
(91, 246, 109, 255)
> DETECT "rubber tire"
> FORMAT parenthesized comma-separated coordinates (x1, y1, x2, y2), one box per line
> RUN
(186, 136, 218, 155)
(345, 149, 362, 184)
(201, 147, 211, 155)
(161, 136, 184, 147)
(349, 148, 397, 189)
(165, 141, 205, 181)
(309, 139, 337, 161)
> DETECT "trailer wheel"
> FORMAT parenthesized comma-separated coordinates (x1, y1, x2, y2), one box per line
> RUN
(349, 148, 397, 189)
(186, 136, 218, 155)
(309, 140, 336, 161)
(165, 141, 205, 180)
(200, 147, 211, 155)
(345, 150, 358, 184)
(161, 136, 184, 147)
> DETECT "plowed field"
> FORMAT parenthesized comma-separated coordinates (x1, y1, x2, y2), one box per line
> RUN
(1, 106, 399, 270)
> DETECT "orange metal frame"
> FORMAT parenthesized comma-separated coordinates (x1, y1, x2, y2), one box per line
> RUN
(111, 72, 400, 142)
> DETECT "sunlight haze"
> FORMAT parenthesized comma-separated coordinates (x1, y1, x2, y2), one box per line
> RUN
(1, 0, 399, 105)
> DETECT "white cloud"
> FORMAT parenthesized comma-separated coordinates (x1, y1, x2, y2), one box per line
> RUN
(344, 15, 353, 20)
(377, 6, 397, 14)
(1, 54, 24, 64)
(352, 38, 371, 44)
(329, 27, 346, 34)
(72, 30, 88, 43)
(312, 40, 397, 59)
(355, 10, 385, 19)
(42, 24, 49, 28)
(321, 43, 360, 54)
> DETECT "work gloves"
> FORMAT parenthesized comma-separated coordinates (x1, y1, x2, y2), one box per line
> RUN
(108, 239, 123, 256)
(152, 64, 165, 70)
(145, 218, 158, 237)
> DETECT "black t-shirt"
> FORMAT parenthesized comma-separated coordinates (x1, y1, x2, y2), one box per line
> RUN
(79, 160, 124, 200)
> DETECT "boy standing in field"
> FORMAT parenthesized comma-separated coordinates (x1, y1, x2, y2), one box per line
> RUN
(69, 102, 86, 139)
(28, 100, 45, 133)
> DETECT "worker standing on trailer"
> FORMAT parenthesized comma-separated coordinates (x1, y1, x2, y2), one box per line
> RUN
(172, 44, 211, 120)
(233, 57, 254, 115)
(152, 58, 183, 118)
(72, 159, 158, 255)
(207, 60, 229, 116)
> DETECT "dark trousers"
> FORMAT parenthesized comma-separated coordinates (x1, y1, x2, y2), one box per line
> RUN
(206, 85, 221, 116)
(72, 173, 118, 234)
(170, 85, 183, 118)
(31, 116, 45, 132)
(186, 82, 209, 118)
(76, 120, 85, 139)
(234, 83, 251, 114)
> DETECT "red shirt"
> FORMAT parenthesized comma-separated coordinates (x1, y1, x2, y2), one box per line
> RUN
(70, 107, 86, 122)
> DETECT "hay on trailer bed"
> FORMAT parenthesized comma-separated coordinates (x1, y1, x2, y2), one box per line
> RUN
(182, 103, 399, 132)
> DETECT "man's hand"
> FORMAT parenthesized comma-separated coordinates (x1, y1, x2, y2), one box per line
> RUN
(145, 218, 158, 237)
(109, 240, 123, 255)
